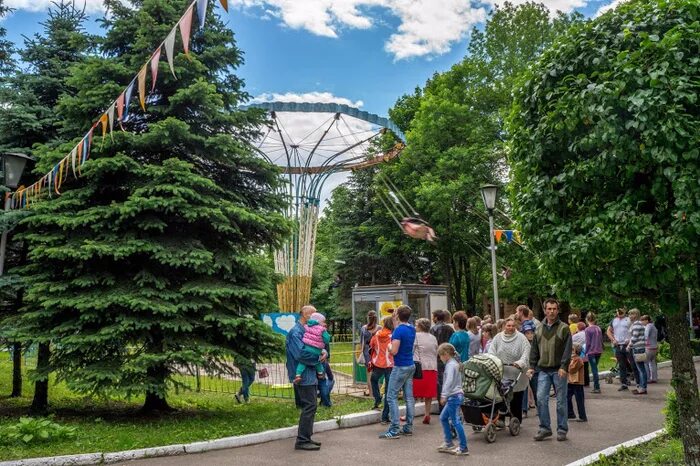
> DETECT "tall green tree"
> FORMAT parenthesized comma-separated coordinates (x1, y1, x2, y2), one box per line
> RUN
(9, 0, 289, 413)
(0, 1, 94, 403)
(509, 0, 699, 461)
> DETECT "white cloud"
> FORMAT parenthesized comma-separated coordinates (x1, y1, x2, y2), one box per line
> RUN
(233, 0, 488, 60)
(595, 0, 629, 17)
(275, 314, 298, 332)
(250, 91, 364, 108)
(6, 0, 106, 14)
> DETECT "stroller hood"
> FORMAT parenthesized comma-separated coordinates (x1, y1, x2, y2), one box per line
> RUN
(462, 353, 504, 400)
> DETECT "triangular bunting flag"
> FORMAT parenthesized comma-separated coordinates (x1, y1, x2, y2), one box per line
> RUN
(86, 127, 93, 161)
(505, 230, 513, 242)
(76, 142, 83, 173)
(196, 0, 208, 29)
(179, 5, 194, 57)
(164, 27, 177, 78)
(116, 92, 125, 122)
(495, 230, 503, 243)
(99, 113, 109, 148)
(107, 103, 115, 139)
(150, 47, 161, 92)
(219, 0, 228, 12)
(70, 146, 78, 178)
(123, 81, 135, 122)
(137, 66, 147, 111)
(514, 230, 522, 244)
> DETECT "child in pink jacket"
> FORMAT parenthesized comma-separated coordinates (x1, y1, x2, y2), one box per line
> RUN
(294, 312, 331, 384)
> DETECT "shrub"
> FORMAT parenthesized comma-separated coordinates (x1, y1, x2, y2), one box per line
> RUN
(0, 417, 77, 445)
(658, 341, 671, 361)
(664, 391, 679, 438)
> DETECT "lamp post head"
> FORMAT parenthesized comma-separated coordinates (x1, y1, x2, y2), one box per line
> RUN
(1, 152, 34, 189)
(480, 184, 498, 211)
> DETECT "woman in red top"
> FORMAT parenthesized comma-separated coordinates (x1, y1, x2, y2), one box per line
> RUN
(370, 316, 395, 423)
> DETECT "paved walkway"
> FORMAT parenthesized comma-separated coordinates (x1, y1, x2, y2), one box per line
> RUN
(119, 362, 699, 466)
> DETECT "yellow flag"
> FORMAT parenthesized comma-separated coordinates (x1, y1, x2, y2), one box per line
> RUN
(138, 66, 147, 110)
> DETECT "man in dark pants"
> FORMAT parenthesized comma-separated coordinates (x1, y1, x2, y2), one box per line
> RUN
(286, 305, 325, 451)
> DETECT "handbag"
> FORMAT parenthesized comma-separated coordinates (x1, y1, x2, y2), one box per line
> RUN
(413, 339, 423, 379)
(356, 327, 366, 365)
(633, 348, 647, 363)
(257, 367, 269, 378)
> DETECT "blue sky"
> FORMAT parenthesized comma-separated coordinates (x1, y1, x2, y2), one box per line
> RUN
(4, 0, 623, 117)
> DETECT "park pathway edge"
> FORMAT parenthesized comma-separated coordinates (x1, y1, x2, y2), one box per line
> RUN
(564, 429, 665, 466)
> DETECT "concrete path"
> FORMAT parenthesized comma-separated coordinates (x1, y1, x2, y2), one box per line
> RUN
(119, 362, 699, 466)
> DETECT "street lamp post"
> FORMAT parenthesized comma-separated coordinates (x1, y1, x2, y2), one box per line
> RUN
(480, 184, 500, 320)
(0, 152, 34, 276)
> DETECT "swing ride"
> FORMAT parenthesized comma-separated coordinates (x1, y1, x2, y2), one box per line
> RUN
(247, 101, 409, 312)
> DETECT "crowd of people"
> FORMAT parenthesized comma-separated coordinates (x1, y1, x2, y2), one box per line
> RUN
(284, 302, 662, 454)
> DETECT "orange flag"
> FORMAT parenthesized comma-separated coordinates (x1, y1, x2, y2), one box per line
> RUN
(219, 0, 228, 12)
(137, 66, 147, 110)
(179, 5, 194, 57)
(495, 230, 503, 243)
(150, 47, 161, 92)
(116, 92, 125, 125)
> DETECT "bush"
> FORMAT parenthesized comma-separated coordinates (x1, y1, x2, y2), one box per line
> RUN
(690, 339, 700, 356)
(0, 417, 77, 445)
(658, 341, 671, 361)
(664, 391, 679, 438)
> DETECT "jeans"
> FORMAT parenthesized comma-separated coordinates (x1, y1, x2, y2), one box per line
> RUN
(567, 384, 587, 420)
(386, 364, 415, 434)
(296, 384, 318, 445)
(239, 367, 256, 401)
(370, 367, 392, 422)
(633, 349, 647, 390)
(440, 393, 467, 451)
(645, 348, 658, 382)
(614, 346, 634, 387)
(318, 378, 334, 407)
(536, 369, 568, 434)
(588, 354, 601, 390)
(522, 386, 529, 413)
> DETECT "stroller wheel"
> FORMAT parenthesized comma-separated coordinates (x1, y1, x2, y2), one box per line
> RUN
(472, 425, 483, 432)
(485, 422, 497, 443)
(509, 418, 521, 436)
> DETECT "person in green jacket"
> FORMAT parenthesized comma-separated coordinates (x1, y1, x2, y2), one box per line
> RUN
(527, 298, 572, 442)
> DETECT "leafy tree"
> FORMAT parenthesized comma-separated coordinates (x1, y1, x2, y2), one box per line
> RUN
(0, 0, 14, 80)
(0, 1, 95, 403)
(508, 0, 699, 461)
(9, 0, 289, 413)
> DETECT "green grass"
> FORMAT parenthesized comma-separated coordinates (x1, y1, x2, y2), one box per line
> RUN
(592, 435, 684, 465)
(0, 357, 372, 461)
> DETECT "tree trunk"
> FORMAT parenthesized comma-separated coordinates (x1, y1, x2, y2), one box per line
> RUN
(29, 342, 50, 416)
(668, 289, 700, 465)
(450, 257, 463, 310)
(141, 390, 172, 413)
(10, 342, 21, 397)
(140, 332, 173, 414)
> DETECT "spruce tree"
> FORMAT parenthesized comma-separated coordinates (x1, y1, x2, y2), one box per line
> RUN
(14, 0, 289, 412)
(0, 1, 94, 404)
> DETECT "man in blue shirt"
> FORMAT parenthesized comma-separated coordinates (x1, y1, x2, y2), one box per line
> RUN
(379, 305, 416, 439)
(286, 305, 325, 450)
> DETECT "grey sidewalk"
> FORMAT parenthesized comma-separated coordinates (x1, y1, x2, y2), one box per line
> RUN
(118, 362, 698, 466)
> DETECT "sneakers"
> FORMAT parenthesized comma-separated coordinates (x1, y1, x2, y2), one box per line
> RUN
(632, 389, 648, 395)
(372, 404, 381, 411)
(591, 388, 601, 394)
(400, 428, 413, 436)
(534, 430, 553, 441)
(378, 430, 401, 440)
(557, 432, 567, 441)
(234, 393, 242, 404)
(380, 419, 390, 425)
(451, 447, 470, 456)
(437, 442, 455, 453)
(617, 385, 628, 391)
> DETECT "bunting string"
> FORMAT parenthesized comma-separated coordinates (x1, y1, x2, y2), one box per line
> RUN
(4, 0, 229, 210)
(494, 229, 523, 244)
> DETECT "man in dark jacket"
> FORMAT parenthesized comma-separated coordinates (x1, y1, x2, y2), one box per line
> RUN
(527, 298, 572, 442)
(430, 309, 454, 408)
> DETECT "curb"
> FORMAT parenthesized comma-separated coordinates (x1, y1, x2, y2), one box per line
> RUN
(564, 429, 665, 466)
(0, 403, 428, 466)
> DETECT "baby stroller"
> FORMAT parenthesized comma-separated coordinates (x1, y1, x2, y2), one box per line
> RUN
(460, 353, 523, 443)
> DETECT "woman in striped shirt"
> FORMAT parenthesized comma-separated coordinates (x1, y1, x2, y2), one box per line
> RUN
(627, 309, 647, 395)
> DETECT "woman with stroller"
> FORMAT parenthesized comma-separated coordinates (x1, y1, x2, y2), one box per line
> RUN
(488, 316, 531, 423)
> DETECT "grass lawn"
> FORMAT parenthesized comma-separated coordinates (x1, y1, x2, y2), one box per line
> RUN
(592, 435, 684, 465)
(0, 358, 372, 461)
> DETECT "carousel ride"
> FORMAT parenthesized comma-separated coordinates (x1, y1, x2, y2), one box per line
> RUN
(247, 102, 406, 312)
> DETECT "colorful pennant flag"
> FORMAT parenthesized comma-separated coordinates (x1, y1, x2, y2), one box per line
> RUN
(179, 5, 194, 57)
(164, 27, 177, 78)
(514, 230, 522, 244)
(116, 92, 125, 122)
(150, 47, 161, 92)
(505, 230, 513, 242)
(196, 0, 208, 29)
(107, 103, 115, 139)
(219, 0, 228, 12)
(137, 66, 147, 111)
(495, 230, 503, 243)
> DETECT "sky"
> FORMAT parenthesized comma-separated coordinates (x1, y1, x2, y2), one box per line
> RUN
(2, 0, 626, 204)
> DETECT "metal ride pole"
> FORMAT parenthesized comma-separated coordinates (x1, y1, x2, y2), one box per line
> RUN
(0, 196, 10, 276)
(488, 210, 500, 320)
